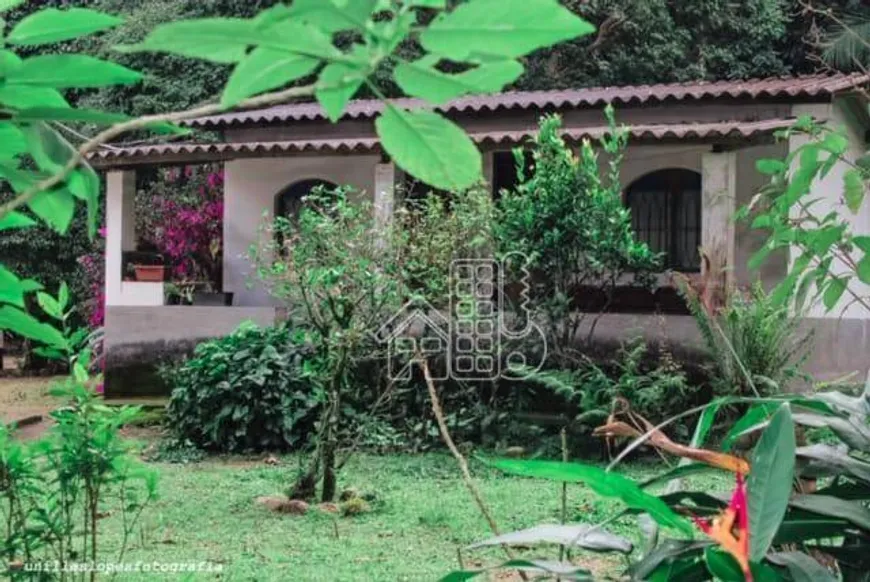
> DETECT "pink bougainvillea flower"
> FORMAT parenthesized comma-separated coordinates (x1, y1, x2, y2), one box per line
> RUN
(694, 473, 752, 581)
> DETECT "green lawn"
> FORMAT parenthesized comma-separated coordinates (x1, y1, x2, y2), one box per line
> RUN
(93, 449, 726, 581)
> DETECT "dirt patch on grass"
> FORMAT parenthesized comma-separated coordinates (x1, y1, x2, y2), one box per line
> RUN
(0, 376, 65, 440)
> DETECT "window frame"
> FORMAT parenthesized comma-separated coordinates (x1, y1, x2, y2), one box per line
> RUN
(625, 169, 702, 273)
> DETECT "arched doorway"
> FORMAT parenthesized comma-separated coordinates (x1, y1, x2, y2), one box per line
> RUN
(626, 169, 702, 272)
(275, 178, 337, 218)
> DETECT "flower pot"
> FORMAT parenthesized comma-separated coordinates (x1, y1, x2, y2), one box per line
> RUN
(134, 265, 165, 283)
(192, 291, 234, 307)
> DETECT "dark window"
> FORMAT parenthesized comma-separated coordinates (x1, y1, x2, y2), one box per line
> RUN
(626, 169, 702, 272)
(492, 150, 534, 199)
(275, 179, 337, 218)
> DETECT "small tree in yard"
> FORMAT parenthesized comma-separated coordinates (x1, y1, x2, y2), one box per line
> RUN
(250, 187, 407, 502)
(496, 111, 660, 363)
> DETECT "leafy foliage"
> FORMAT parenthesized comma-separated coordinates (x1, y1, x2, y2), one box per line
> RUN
(522, 340, 692, 438)
(165, 323, 321, 453)
(1, 291, 156, 580)
(396, 184, 495, 307)
(682, 281, 814, 398)
(743, 119, 870, 317)
(450, 391, 870, 581)
(496, 112, 660, 360)
(250, 186, 407, 501)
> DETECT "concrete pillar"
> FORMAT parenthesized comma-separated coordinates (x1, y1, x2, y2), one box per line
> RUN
(105, 170, 137, 306)
(701, 151, 737, 286)
(374, 162, 396, 230)
(482, 150, 494, 191)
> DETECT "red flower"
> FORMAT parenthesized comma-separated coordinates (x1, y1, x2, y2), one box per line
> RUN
(694, 474, 752, 581)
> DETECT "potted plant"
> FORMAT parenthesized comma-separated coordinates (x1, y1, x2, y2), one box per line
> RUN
(126, 249, 166, 283)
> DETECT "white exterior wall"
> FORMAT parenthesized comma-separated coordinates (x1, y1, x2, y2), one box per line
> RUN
(223, 154, 381, 306)
(618, 142, 789, 288)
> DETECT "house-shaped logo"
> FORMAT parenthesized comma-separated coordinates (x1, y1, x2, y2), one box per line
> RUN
(375, 297, 450, 381)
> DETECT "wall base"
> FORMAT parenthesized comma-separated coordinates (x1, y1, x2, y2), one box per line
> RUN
(104, 306, 276, 398)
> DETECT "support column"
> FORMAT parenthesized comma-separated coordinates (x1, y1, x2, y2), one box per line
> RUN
(105, 170, 137, 306)
(482, 150, 494, 191)
(374, 162, 396, 231)
(701, 151, 737, 286)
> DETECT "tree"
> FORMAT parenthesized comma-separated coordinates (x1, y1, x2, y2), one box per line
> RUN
(496, 112, 660, 362)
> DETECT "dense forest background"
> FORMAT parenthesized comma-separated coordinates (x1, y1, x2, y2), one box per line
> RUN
(8, 0, 868, 116)
(2, 0, 867, 332)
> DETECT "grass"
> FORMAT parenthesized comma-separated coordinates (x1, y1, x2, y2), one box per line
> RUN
(1, 377, 730, 581)
(91, 449, 727, 581)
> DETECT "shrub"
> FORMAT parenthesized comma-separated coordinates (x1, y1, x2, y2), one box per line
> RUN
(521, 340, 693, 440)
(683, 280, 813, 397)
(496, 112, 660, 362)
(165, 324, 323, 453)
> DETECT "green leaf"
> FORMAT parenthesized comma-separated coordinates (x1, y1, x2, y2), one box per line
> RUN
(0, 305, 66, 349)
(488, 458, 694, 537)
(629, 540, 712, 580)
(857, 255, 870, 285)
(823, 277, 847, 311)
(394, 59, 524, 104)
(467, 524, 632, 553)
(0, 0, 24, 13)
(722, 404, 776, 451)
(376, 106, 481, 191)
(756, 158, 786, 175)
(748, 403, 796, 562)
(767, 552, 836, 582)
(316, 62, 367, 122)
(421, 0, 595, 60)
(0, 122, 27, 158)
(28, 189, 75, 234)
(853, 235, 870, 253)
(789, 494, 870, 532)
(704, 548, 780, 582)
(0, 266, 24, 307)
(797, 443, 870, 483)
(0, 211, 36, 231)
(14, 107, 129, 124)
(117, 18, 253, 63)
(820, 131, 849, 155)
(7, 8, 123, 46)
(0, 85, 69, 109)
(639, 463, 715, 490)
(8, 55, 142, 88)
(222, 47, 320, 107)
(36, 292, 62, 321)
(844, 168, 865, 213)
(120, 16, 339, 63)
(58, 282, 69, 312)
(285, 0, 376, 33)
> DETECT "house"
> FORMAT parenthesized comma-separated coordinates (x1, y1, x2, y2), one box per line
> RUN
(90, 73, 870, 396)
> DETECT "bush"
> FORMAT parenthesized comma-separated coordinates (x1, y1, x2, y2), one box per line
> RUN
(165, 324, 323, 453)
(496, 112, 660, 361)
(521, 340, 693, 441)
(683, 280, 813, 397)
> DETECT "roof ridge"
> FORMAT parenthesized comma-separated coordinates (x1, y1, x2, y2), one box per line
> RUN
(189, 72, 870, 128)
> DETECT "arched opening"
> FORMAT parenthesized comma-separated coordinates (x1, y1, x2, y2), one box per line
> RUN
(626, 169, 702, 272)
(275, 178, 337, 218)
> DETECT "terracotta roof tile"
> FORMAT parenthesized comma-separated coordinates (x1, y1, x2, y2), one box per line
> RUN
(187, 73, 869, 128)
(89, 118, 797, 166)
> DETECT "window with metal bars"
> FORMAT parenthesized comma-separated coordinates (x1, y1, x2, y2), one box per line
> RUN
(626, 169, 702, 272)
